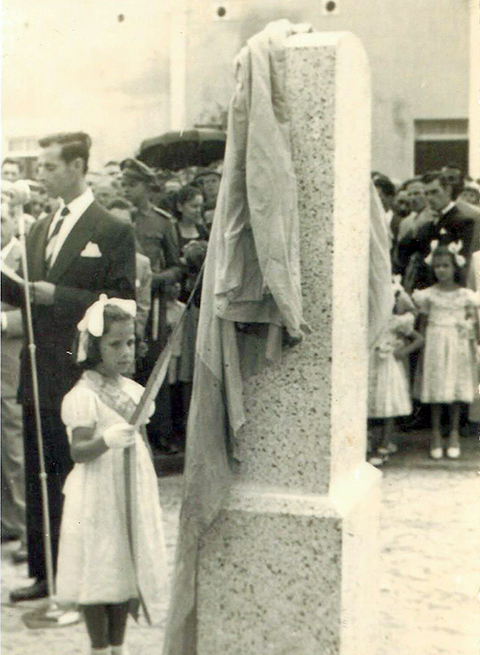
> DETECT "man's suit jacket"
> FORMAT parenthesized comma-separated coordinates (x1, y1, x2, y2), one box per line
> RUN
(2, 200, 136, 409)
(397, 200, 480, 290)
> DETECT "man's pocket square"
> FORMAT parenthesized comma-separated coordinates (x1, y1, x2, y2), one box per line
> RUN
(80, 242, 102, 258)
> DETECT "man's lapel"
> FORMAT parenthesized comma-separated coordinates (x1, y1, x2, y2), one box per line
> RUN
(46, 203, 98, 284)
(28, 214, 54, 281)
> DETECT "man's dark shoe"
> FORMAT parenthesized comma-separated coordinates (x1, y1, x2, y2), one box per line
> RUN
(9, 579, 48, 602)
(11, 546, 28, 564)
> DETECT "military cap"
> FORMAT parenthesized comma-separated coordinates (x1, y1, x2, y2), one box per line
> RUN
(120, 158, 157, 184)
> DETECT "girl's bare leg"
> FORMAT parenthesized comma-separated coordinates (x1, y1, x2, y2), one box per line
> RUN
(430, 404, 443, 453)
(446, 403, 461, 458)
(448, 403, 461, 445)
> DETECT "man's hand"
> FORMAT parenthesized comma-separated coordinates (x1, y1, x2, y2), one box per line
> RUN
(32, 282, 56, 305)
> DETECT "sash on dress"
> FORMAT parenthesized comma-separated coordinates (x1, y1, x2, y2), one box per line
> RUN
(83, 372, 151, 624)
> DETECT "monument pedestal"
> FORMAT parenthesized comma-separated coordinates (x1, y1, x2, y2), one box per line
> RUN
(195, 31, 380, 654)
(198, 466, 380, 654)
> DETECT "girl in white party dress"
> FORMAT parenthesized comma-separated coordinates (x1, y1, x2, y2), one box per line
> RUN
(368, 279, 424, 465)
(56, 296, 168, 655)
(413, 245, 480, 460)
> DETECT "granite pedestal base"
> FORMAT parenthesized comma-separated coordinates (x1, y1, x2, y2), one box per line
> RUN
(197, 463, 380, 655)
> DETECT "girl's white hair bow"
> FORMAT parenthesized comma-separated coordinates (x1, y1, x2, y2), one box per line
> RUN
(447, 240, 466, 267)
(76, 294, 136, 362)
(424, 239, 466, 268)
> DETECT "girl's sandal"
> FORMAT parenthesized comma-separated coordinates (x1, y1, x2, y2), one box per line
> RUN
(429, 447, 443, 460)
(446, 445, 460, 459)
(378, 443, 398, 456)
(368, 454, 384, 467)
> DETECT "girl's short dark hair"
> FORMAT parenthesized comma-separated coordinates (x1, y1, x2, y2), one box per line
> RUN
(431, 245, 462, 283)
(174, 184, 203, 218)
(76, 304, 134, 370)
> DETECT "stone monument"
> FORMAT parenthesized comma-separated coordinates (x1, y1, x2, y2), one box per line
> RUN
(195, 32, 381, 655)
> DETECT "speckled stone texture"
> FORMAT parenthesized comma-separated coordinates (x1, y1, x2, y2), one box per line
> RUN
(196, 32, 380, 654)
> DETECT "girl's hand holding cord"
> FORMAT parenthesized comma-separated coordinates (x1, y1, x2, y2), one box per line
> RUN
(103, 423, 136, 449)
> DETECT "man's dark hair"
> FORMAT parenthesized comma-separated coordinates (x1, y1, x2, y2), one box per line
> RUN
(107, 197, 132, 211)
(2, 158, 22, 172)
(422, 170, 450, 188)
(38, 132, 92, 174)
(401, 176, 423, 190)
(441, 162, 463, 174)
(440, 163, 464, 199)
(373, 174, 395, 197)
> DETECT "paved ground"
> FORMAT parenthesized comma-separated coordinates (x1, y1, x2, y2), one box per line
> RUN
(1, 431, 479, 654)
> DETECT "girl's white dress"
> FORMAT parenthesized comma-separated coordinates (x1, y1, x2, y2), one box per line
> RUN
(56, 370, 168, 609)
(413, 286, 479, 403)
(368, 313, 414, 418)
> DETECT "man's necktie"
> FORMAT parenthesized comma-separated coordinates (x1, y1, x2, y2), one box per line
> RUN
(45, 206, 69, 269)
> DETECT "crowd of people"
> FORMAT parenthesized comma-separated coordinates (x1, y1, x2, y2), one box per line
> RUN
(1, 132, 480, 653)
(368, 165, 480, 466)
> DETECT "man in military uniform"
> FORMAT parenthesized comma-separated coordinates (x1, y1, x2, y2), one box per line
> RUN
(120, 158, 182, 450)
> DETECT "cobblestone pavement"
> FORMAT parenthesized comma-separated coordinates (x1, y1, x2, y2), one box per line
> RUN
(1, 434, 479, 654)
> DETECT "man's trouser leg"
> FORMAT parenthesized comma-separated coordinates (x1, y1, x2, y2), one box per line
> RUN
(1, 396, 26, 541)
(23, 406, 73, 582)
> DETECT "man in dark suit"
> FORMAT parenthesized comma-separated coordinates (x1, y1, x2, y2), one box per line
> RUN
(2, 132, 136, 601)
(397, 170, 480, 292)
(1, 209, 27, 563)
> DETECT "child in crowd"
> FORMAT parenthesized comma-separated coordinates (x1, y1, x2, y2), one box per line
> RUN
(56, 296, 168, 655)
(413, 244, 480, 459)
(368, 277, 424, 466)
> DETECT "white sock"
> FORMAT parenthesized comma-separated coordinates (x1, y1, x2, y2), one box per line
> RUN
(91, 648, 110, 655)
(111, 646, 129, 655)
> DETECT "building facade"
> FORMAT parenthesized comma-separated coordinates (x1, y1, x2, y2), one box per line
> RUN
(2, 0, 474, 179)
(178, 0, 472, 180)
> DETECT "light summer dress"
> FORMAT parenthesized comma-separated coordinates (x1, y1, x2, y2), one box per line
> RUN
(56, 370, 168, 613)
(413, 286, 479, 403)
(368, 313, 414, 418)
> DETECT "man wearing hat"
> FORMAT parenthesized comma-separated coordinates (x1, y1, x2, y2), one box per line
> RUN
(121, 158, 182, 450)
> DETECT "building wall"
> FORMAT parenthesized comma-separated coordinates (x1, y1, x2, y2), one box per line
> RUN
(2, 1, 470, 178)
(183, 0, 470, 180)
(2, 0, 171, 169)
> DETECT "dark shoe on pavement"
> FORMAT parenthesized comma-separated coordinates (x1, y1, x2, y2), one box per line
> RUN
(11, 546, 28, 564)
(9, 579, 48, 602)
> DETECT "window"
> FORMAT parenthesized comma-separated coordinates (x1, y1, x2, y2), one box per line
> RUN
(414, 119, 468, 175)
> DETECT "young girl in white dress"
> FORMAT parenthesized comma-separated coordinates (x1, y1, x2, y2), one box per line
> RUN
(413, 244, 480, 460)
(56, 295, 168, 655)
(368, 278, 424, 465)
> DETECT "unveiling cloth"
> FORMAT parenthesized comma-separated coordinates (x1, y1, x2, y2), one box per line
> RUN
(162, 19, 312, 655)
(368, 182, 394, 351)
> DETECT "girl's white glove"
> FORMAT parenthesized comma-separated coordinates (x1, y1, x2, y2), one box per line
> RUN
(103, 423, 136, 449)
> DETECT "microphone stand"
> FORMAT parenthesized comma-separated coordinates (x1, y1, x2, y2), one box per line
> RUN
(16, 204, 79, 629)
